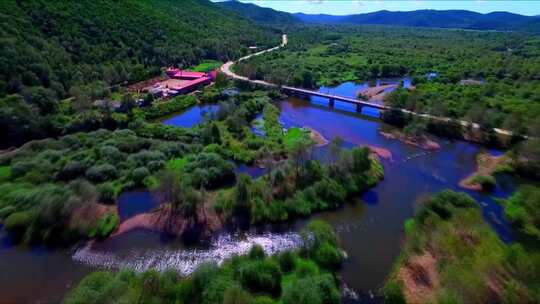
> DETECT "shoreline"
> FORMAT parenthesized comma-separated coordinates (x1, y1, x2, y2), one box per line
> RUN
(458, 152, 510, 191)
(380, 130, 441, 151)
(307, 127, 329, 147)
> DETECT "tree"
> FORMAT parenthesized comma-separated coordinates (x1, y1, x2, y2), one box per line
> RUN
(235, 174, 252, 209)
(120, 94, 136, 114)
(142, 93, 154, 107)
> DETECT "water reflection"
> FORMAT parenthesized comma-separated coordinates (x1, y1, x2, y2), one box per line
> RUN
(162, 104, 219, 128)
(73, 230, 302, 275)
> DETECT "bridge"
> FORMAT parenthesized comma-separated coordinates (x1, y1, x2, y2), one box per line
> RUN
(281, 86, 390, 112)
(220, 34, 519, 138)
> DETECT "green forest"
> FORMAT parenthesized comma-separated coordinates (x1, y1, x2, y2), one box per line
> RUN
(235, 25, 540, 133)
(0, 0, 277, 147)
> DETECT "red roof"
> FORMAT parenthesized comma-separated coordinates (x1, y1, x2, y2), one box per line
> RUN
(169, 77, 211, 91)
(173, 70, 207, 79)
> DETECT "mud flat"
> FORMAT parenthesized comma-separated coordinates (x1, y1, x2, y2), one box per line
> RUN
(459, 152, 511, 191)
(113, 205, 223, 239)
(307, 127, 329, 147)
(380, 130, 441, 151)
(366, 145, 393, 161)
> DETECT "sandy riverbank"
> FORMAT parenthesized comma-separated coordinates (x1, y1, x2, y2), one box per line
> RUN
(458, 152, 510, 191)
(380, 130, 441, 151)
(366, 145, 393, 161)
(112, 204, 223, 239)
(307, 127, 329, 147)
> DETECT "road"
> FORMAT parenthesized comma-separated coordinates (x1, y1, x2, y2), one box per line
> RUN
(220, 34, 287, 87)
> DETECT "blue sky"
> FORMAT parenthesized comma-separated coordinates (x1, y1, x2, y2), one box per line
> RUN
(214, 1, 540, 16)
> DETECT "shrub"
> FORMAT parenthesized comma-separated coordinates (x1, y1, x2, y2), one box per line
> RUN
(58, 160, 87, 180)
(248, 245, 266, 260)
(313, 242, 343, 269)
(0, 165, 12, 182)
(99, 146, 124, 163)
(86, 164, 118, 183)
(0, 205, 16, 219)
(223, 285, 253, 304)
(277, 251, 296, 272)
(88, 213, 119, 239)
(192, 263, 221, 293)
(469, 175, 497, 191)
(127, 150, 166, 168)
(98, 183, 116, 204)
(64, 271, 121, 304)
(238, 260, 282, 295)
(302, 220, 339, 251)
(4, 211, 33, 235)
(294, 259, 319, 278)
(132, 167, 150, 186)
(383, 281, 406, 304)
(184, 153, 236, 188)
(281, 277, 323, 304)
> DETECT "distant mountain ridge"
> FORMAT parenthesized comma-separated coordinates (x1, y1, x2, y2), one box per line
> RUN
(217, 1, 539, 32)
(295, 9, 540, 32)
(217, 0, 300, 26)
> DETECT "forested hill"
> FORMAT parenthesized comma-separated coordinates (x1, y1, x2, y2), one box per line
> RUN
(0, 0, 275, 100)
(217, 0, 300, 27)
(0, 0, 277, 147)
(294, 10, 540, 32)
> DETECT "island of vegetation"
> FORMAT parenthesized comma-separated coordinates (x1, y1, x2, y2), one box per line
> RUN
(383, 190, 540, 304)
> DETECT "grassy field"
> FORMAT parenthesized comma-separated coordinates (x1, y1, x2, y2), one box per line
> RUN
(191, 60, 223, 72)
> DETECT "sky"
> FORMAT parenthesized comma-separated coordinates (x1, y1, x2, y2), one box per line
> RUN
(213, 1, 540, 16)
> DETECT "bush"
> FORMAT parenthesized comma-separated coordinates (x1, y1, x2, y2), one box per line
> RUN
(88, 213, 119, 239)
(132, 167, 150, 186)
(58, 160, 87, 180)
(223, 285, 253, 304)
(248, 245, 266, 260)
(469, 175, 497, 191)
(281, 277, 323, 304)
(98, 183, 116, 204)
(0, 205, 16, 219)
(383, 281, 406, 304)
(4, 211, 33, 235)
(277, 251, 296, 272)
(86, 164, 118, 183)
(294, 259, 319, 278)
(238, 260, 282, 295)
(313, 242, 343, 269)
(184, 153, 236, 188)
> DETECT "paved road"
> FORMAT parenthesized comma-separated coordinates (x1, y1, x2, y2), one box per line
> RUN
(220, 34, 287, 87)
(220, 34, 519, 138)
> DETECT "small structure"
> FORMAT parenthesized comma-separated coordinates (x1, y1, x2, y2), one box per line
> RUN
(144, 68, 215, 98)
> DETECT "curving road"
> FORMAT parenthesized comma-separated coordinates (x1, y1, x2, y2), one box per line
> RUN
(220, 34, 287, 88)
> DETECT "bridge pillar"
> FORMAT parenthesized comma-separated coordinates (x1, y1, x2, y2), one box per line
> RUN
(356, 104, 362, 113)
(329, 98, 335, 107)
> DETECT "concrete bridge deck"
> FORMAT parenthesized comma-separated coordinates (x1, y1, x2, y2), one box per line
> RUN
(281, 86, 390, 111)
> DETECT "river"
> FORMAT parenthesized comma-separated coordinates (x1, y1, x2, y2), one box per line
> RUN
(0, 83, 518, 303)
